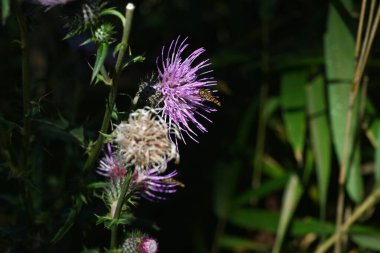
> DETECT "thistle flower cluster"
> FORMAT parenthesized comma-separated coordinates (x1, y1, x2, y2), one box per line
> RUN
(122, 232, 158, 253)
(96, 37, 219, 251)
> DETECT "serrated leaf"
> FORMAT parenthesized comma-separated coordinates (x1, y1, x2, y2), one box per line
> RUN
(122, 55, 146, 69)
(272, 174, 303, 253)
(281, 71, 307, 165)
(91, 43, 109, 84)
(51, 198, 83, 243)
(306, 75, 331, 218)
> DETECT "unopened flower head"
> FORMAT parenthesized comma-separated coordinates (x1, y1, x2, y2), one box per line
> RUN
(131, 168, 179, 201)
(115, 108, 179, 173)
(154, 37, 218, 142)
(122, 233, 158, 253)
(63, 0, 107, 38)
(97, 144, 126, 179)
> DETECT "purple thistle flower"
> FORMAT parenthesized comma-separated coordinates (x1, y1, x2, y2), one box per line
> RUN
(140, 237, 158, 253)
(131, 168, 180, 201)
(154, 37, 218, 142)
(97, 144, 126, 179)
(30, 0, 76, 7)
(122, 234, 158, 253)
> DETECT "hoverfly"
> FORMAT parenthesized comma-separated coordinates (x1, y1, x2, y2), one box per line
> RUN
(199, 88, 221, 106)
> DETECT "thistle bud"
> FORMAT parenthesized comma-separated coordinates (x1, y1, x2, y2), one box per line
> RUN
(122, 235, 158, 253)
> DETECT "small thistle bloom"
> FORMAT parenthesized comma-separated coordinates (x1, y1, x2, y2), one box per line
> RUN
(131, 168, 179, 201)
(115, 108, 179, 173)
(140, 237, 158, 253)
(154, 37, 218, 141)
(97, 144, 126, 178)
(122, 234, 158, 253)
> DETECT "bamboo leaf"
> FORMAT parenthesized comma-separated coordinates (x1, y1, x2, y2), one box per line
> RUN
(281, 71, 307, 165)
(233, 174, 289, 206)
(306, 75, 331, 218)
(213, 160, 242, 219)
(325, 1, 363, 202)
(91, 43, 109, 84)
(228, 208, 380, 237)
(375, 122, 380, 185)
(325, 1, 355, 162)
(272, 174, 303, 253)
(351, 234, 380, 251)
(346, 146, 364, 203)
(220, 235, 270, 252)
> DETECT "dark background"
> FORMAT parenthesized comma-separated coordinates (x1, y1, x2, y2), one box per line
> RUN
(2, 0, 365, 252)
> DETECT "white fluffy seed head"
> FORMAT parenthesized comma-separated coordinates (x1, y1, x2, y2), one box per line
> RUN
(115, 108, 179, 172)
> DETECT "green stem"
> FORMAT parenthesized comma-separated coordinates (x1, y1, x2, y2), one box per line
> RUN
(14, 0, 34, 222)
(316, 187, 380, 253)
(82, 3, 135, 176)
(110, 174, 132, 249)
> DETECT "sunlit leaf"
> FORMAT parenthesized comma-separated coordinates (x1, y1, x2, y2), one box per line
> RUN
(91, 43, 109, 84)
(272, 174, 303, 253)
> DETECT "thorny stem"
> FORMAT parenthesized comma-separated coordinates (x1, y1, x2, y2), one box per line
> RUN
(110, 174, 132, 249)
(82, 3, 135, 176)
(316, 187, 380, 253)
(334, 1, 380, 251)
(14, 0, 34, 222)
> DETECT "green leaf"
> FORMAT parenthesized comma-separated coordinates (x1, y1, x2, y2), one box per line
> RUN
(220, 235, 270, 251)
(1, 0, 10, 25)
(234, 174, 289, 206)
(325, 1, 363, 202)
(228, 208, 380, 237)
(262, 155, 286, 178)
(325, 0, 355, 162)
(51, 198, 83, 243)
(346, 145, 363, 203)
(272, 174, 303, 253)
(100, 8, 126, 25)
(306, 75, 331, 218)
(91, 43, 109, 84)
(264, 96, 280, 119)
(281, 71, 307, 165)
(213, 160, 241, 219)
(375, 123, 380, 185)
(351, 234, 380, 251)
